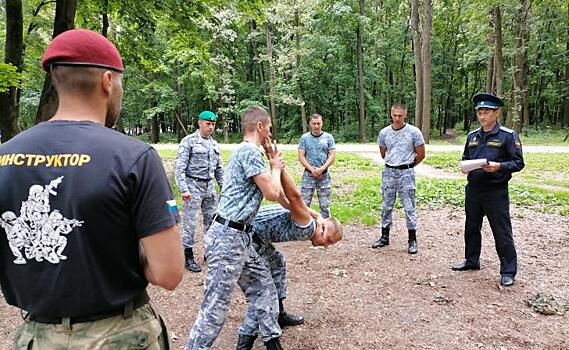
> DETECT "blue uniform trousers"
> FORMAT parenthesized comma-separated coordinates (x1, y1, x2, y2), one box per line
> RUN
(464, 185, 517, 276)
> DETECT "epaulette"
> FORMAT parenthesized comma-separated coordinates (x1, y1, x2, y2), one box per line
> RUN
(499, 126, 514, 134)
(468, 128, 480, 135)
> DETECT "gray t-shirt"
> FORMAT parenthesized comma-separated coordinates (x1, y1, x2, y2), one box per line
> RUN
(377, 124, 425, 166)
(298, 132, 336, 168)
(216, 142, 268, 224)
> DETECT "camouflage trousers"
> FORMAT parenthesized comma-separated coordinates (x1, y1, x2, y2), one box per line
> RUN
(14, 303, 169, 350)
(381, 168, 417, 230)
(182, 178, 218, 248)
(240, 216, 315, 337)
(301, 171, 332, 218)
(185, 222, 280, 350)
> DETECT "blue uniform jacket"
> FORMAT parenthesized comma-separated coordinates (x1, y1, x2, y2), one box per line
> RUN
(462, 123, 525, 189)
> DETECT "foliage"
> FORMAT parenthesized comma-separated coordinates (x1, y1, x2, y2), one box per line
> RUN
(0, 63, 21, 93)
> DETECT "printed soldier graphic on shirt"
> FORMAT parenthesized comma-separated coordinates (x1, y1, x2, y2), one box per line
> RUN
(0, 176, 83, 265)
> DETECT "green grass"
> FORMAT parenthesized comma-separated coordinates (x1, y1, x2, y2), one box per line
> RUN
(158, 149, 569, 223)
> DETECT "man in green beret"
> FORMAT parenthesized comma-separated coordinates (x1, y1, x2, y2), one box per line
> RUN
(175, 111, 224, 272)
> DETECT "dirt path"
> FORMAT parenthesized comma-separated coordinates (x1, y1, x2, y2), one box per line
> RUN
(1, 207, 568, 350)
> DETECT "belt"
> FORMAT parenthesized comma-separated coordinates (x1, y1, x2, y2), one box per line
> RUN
(304, 168, 328, 175)
(214, 214, 251, 233)
(385, 163, 415, 170)
(189, 176, 211, 182)
(29, 291, 150, 325)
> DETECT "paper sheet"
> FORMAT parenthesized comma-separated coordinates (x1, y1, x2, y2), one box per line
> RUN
(460, 158, 488, 172)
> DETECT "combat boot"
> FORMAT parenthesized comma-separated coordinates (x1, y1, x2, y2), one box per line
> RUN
(264, 337, 284, 350)
(278, 298, 304, 327)
(408, 229, 418, 254)
(236, 334, 257, 350)
(371, 227, 390, 248)
(184, 247, 201, 273)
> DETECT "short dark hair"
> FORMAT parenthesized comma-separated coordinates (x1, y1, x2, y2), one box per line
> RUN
(51, 65, 107, 95)
(391, 103, 407, 112)
(241, 106, 270, 133)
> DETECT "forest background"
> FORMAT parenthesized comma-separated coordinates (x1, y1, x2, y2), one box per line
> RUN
(1, 0, 568, 145)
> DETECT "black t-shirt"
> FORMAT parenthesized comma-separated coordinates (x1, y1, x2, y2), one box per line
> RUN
(0, 121, 179, 317)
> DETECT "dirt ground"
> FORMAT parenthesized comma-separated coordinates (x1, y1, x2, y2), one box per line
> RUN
(1, 206, 568, 350)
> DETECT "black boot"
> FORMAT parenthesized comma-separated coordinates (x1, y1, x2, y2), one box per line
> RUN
(184, 247, 201, 273)
(372, 227, 390, 248)
(264, 337, 284, 350)
(408, 229, 418, 254)
(278, 298, 304, 327)
(236, 334, 257, 350)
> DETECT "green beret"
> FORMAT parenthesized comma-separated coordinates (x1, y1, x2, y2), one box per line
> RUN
(198, 111, 218, 122)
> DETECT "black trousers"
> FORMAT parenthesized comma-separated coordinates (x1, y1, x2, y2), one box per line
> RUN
(464, 185, 517, 276)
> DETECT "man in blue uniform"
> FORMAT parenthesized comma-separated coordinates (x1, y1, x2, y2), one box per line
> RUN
(175, 110, 224, 272)
(451, 93, 524, 287)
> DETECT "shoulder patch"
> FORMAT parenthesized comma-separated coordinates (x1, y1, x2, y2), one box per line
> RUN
(468, 128, 480, 135)
(499, 126, 514, 134)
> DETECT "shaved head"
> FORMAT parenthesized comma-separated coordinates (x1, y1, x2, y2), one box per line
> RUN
(241, 106, 271, 133)
(51, 65, 108, 95)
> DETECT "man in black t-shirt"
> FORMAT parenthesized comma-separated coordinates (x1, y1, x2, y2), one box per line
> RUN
(0, 29, 184, 349)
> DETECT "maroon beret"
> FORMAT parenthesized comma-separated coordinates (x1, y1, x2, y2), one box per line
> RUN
(41, 29, 123, 73)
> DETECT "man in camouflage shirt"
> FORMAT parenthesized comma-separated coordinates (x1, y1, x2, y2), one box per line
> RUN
(185, 106, 286, 350)
(175, 111, 224, 272)
(372, 103, 425, 254)
(298, 114, 336, 218)
(236, 168, 343, 350)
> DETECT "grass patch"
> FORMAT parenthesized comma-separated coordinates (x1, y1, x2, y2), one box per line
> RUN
(158, 149, 568, 223)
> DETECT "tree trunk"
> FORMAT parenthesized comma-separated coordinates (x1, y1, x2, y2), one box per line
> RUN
(511, 0, 531, 133)
(563, 12, 569, 127)
(485, 9, 495, 94)
(493, 6, 505, 124)
(101, 0, 109, 37)
(264, 20, 278, 141)
(356, 0, 366, 143)
(35, 0, 77, 124)
(0, 0, 23, 143)
(294, 9, 307, 134)
(410, 0, 423, 128)
(151, 113, 160, 143)
(420, 0, 432, 143)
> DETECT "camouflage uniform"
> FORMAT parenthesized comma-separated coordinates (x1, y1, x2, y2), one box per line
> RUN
(377, 124, 425, 230)
(239, 204, 315, 337)
(185, 143, 280, 350)
(14, 302, 169, 350)
(298, 132, 336, 218)
(175, 130, 224, 248)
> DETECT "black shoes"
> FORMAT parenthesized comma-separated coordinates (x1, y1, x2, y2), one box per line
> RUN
(500, 275, 515, 287)
(408, 229, 418, 254)
(236, 334, 257, 350)
(278, 311, 304, 327)
(372, 228, 390, 248)
(264, 337, 284, 350)
(184, 247, 202, 273)
(451, 261, 481, 271)
(278, 298, 304, 328)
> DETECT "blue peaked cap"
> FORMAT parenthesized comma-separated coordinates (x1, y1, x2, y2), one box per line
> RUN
(472, 93, 503, 110)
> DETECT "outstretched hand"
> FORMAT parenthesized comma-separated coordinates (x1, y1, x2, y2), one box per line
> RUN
(262, 138, 285, 170)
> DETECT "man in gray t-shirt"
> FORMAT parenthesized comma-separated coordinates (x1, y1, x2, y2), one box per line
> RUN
(185, 106, 286, 350)
(298, 114, 336, 218)
(372, 104, 425, 254)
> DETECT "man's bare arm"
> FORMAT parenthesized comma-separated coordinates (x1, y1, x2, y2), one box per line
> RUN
(280, 169, 312, 226)
(379, 146, 387, 159)
(140, 225, 184, 290)
(319, 149, 336, 172)
(414, 144, 426, 165)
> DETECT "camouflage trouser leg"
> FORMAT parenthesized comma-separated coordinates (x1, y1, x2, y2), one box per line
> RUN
(201, 193, 217, 233)
(237, 248, 281, 341)
(185, 223, 249, 350)
(381, 168, 417, 230)
(301, 171, 332, 218)
(14, 303, 170, 350)
(266, 246, 287, 300)
(182, 199, 200, 248)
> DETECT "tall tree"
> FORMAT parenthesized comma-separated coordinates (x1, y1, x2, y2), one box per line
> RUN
(34, 0, 78, 124)
(265, 14, 278, 141)
(420, 0, 432, 143)
(511, 0, 531, 133)
(0, 0, 23, 142)
(410, 0, 423, 129)
(356, 0, 366, 142)
(294, 6, 307, 134)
